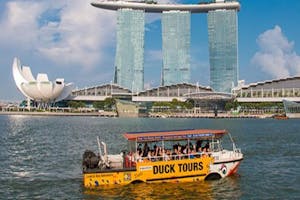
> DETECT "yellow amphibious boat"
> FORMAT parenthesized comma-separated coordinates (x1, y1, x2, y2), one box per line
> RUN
(82, 129, 243, 188)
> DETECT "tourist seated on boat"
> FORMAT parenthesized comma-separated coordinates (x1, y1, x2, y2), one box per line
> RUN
(176, 146, 184, 160)
(206, 148, 211, 155)
(142, 151, 151, 162)
(166, 149, 172, 156)
(137, 143, 142, 154)
(182, 144, 188, 154)
(154, 145, 158, 155)
(183, 144, 194, 159)
(144, 150, 157, 162)
(188, 148, 195, 159)
(188, 142, 194, 151)
(142, 142, 150, 157)
(204, 142, 210, 150)
(201, 147, 211, 157)
(150, 150, 157, 161)
(168, 149, 173, 158)
(172, 148, 179, 160)
(134, 151, 143, 162)
(193, 144, 197, 152)
(172, 144, 176, 150)
(162, 149, 171, 161)
(197, 146, 202, 153)
(152, 145, 160, 160)
(196, 140, 203, 152)
(195, 146, 202, 158)
(125, 152, 137, 167)
(158, 147, 164, 161)
(177, 144, 182, 153)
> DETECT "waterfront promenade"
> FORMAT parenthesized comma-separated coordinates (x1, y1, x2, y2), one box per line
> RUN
(0, 110, 273, 118)
(0, 111, 117, 117)
(148, 112, 272, 119)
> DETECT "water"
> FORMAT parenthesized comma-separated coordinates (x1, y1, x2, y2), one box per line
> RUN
(0, 115, 299, 199)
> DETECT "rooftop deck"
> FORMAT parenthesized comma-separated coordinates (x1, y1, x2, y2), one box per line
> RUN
(91, 1, 240, 13)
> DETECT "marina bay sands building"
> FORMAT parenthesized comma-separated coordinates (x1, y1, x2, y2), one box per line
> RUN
(91, 0, 240, 93)
(115, 9, 145, 93)
(208, 9, 238, 93)
(115, 8, 191, 91)
(162, 11, 191, 86)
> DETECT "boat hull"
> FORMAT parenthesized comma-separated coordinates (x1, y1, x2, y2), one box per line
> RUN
(209, 159, 243, 179)
(83, 157, 213, 187)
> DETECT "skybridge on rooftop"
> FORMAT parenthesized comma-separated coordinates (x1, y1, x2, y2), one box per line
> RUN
(91, 0, 240, 13)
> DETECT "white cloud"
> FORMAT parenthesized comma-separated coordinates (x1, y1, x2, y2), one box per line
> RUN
(0, 1, 42, 48)
(251, 25, 300, 79)
(0, 0, 116, 70)
(0, 0, 181, 70)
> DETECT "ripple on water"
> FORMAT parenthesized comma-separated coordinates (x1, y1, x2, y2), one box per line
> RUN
(0, 116, 300, 199)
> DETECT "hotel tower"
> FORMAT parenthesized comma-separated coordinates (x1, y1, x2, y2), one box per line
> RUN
(207, 9, 238, 93)
(114, 9, 145, 93)
(161, 11, 191, 86)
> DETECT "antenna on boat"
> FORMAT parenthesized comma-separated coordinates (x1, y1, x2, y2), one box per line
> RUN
(228, 132, 237, 151)
(101, 141, 108, 162)
(97, 136, 102, 156)
(96, 137, 111, 168)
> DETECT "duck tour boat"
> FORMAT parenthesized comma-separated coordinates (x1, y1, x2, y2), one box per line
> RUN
(82, 129, 243, 187)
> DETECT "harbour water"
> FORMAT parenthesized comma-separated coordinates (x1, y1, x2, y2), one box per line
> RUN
(0, 115, 299, 199)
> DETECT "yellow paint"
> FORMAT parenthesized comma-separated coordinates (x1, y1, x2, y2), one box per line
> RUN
(83, 156, 213, 188)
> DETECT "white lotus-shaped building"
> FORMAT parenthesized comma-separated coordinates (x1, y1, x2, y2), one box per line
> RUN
(12, 57, 74, 103)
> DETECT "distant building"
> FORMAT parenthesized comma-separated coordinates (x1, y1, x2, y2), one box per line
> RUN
(208, 9, 238, 93)
(114, 8, 145, 92)
(12, 58, 73, 106)
(161, 11, 190, 86)
(115, 99, 142, 117)
(92, 1, 240, 92)
(234, 77, 300, 102)
(283, 99, 300, 118)
(71, 83, 131, 101)
(69, 82, 236, 114)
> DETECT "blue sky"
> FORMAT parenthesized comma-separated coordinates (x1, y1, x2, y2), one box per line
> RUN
(1, 0, 300, 101)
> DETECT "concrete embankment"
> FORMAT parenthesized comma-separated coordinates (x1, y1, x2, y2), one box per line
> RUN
(148, 112, 273, 119)
(0, 111, 117, 117)
(0, 111, 273, 118)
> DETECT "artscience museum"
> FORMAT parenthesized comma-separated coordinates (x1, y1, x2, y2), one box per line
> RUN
(12, 57, 74, 107)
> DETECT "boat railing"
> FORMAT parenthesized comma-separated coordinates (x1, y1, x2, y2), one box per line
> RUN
(124, 151, 211, 167)
(90, 151, 211, 170)
(211, 148, 242, 161)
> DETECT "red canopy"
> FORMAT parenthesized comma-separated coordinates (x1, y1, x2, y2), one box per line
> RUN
(123, 129, 227, 142)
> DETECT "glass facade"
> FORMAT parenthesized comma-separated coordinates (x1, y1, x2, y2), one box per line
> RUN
(162, 11, 191, 86)
(114, 9, 145, 93)
(207, 9, 238, 93)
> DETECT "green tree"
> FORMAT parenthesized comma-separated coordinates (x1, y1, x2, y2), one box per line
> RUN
(67, 101, 85, 108)
(93, 101, 105, 109)
(225, 100, 239, 111)
(185, 99, 194, 109)
(103, 98, 116, 110)
(225, 102, 234, 111)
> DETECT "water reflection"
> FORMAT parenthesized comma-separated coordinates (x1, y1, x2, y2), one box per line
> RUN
(83, 175, 242, 200)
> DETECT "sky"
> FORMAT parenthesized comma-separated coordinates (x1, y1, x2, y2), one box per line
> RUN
(1, 0, 300, 101)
